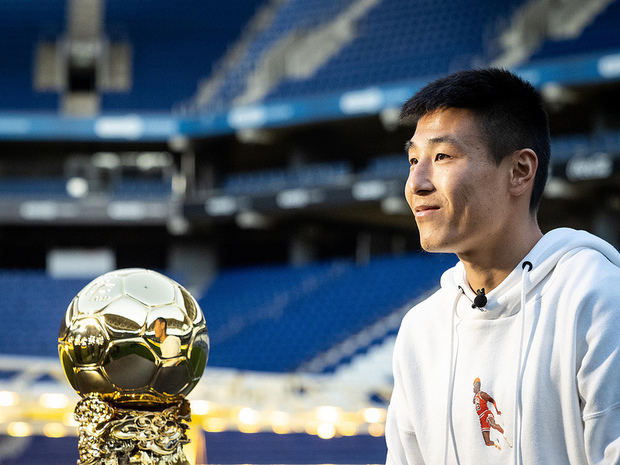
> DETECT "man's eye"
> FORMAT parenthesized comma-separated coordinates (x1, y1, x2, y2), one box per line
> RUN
(435, 153, 450, 161)
(409, 158, 418, 165)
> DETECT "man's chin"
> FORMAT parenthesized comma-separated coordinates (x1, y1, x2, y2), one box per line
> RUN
(419, 235, 453, 254)
(420, 244, 444, 253)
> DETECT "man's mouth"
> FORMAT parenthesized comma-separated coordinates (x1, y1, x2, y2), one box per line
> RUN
(414, 205, 440, 217)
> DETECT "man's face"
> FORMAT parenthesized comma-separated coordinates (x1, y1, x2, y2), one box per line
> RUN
(405, 108, 512, 255)
(154, 320, 163, 339)
(473, 382, 481, 394)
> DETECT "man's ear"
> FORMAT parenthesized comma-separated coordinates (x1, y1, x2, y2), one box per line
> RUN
(508, 149, 538, 198)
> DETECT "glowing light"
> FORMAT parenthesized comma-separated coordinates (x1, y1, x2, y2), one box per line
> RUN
(0, 391, 18, 407)
(63, 412, 79, 427)
(270, 411, 290, 434)
(272, 423, 291, 434)
(40, 393, 69, 409)
(305, 422, 318, 435)
(368, 422, 385, 437)
(316, 406, 340, 423)
(238, 423, 260, 433)
(43, 423, 66, 438)
(317, 423, 336, 439)
(238, 407, 259, 425)
(7, 422, 31, 437)
(190, 400, 211, 416)
(363, 407, 385, 423)
(203, 417, 226, 432)
(66, 177, 89, 198)
(270, 410, 289, 425)
(338, 421, 358, 436)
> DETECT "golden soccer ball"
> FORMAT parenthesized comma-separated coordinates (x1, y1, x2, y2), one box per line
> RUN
(58, 268, 209, 406)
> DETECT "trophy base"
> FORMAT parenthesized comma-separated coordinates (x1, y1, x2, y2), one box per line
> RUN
(118, 448, 191, 465)
(74, 393, 192, 465)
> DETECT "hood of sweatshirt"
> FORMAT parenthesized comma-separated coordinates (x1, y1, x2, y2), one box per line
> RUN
(439, 227, 620, 320)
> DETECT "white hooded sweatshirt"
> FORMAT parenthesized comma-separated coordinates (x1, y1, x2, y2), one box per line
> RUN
(385, 228, 620, 465)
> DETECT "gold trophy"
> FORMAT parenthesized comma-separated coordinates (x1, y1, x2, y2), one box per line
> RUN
(58, 269, 209, 464)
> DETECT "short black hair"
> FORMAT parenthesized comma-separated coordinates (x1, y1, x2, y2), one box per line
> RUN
(401, 68, 550, 213)
(155, 317, 167, 331)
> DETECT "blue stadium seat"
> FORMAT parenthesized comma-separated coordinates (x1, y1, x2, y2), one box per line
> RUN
(202, 253, 456, 372)
(112, 178, 172, 198)
(0, 270, 185, 358)
(0, 0, 261, 112)
(591, 130, 620, 153)
(198, 261, 342, 345)
(530, 0, 620, 61)
(221, 161, 352, 195)
(549, 134, 591, 160)
(0, 0, 64, 111)
(102, 0, 262, 111)
(0, 177, 69, 197)
(204, 0, 359, 110)
(201, 0, 528, 109)
(0, 271, 90, 357)
(359, 154, 409, 181)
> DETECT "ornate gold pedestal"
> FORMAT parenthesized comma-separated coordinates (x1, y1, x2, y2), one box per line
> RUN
(75, 394, 191, 465)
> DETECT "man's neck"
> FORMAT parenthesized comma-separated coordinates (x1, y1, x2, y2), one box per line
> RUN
(160, 334, 167, 343)
(458, 219, 542, 293)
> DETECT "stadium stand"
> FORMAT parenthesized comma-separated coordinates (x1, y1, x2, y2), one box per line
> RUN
(549, 134, 592, 160)
(0, 253, 455, 373)
(0, 176, 174, 199)
(203, 252, 456, 372)
(111, 177, 172, 198)
(198, 0, 529, 109)
(0, 0, 64, 111)
(529, 0, 620, 61)
(101, 0, 262, 111)
(200, 0, 361, 110)
(0, 0, 261, 113)
(358, 154, 409, 180)
(0, 123, 614, 204)
(0, 271, 89, 357)
(222, 161, 352, 195)
(595, 130, 620, 152)
(0, 124, 616, 204)
(208, 129, 619, 197)
(548, 131, 620, 160)
(199, 260, 346, 346)
(0, 177, 70, 197)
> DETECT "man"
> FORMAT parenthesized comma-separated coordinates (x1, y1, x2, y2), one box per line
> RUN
(472, 377, 508, 450)
(153, 317, 181, 359)
(385, 68, 620, 465)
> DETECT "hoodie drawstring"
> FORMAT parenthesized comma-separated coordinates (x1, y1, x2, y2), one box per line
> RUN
(513, 260, 532, 465)
(446, 262, 533, 465)
(444, 287, 464, 465)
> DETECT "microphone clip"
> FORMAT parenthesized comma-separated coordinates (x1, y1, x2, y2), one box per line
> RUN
(472, 288, 487, 309)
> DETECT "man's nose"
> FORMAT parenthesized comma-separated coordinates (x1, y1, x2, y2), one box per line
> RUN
(408, 158, 434, 195)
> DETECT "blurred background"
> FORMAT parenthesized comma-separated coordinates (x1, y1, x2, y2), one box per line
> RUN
(0, 0, 619, 463)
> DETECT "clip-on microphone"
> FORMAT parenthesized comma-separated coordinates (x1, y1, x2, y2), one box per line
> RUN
(472, 288, 487, 309)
